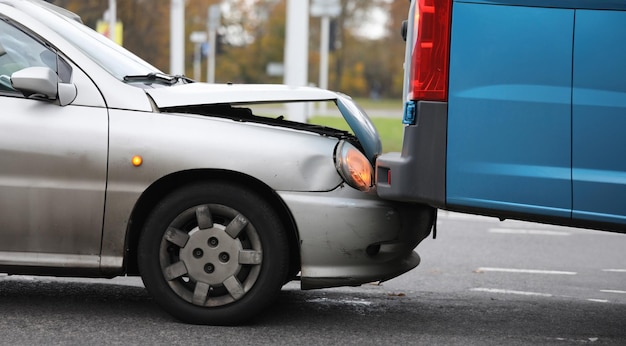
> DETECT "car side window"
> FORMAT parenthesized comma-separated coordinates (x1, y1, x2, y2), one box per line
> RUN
(0, 19, 71, 94)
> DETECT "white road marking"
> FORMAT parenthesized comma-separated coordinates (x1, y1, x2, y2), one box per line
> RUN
(555, 338, 600, 343)
(477, 267, 577, 275)
(472, 288, 614, 304)
(600, 289, 626, 294)
(602, 269, 626, 273)
(488, 228, 571, 236)
(307, 297, 372, 306)
(470, 288, 552, 297)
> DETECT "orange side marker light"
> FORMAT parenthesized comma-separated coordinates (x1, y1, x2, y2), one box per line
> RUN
(131, 155, 143, 167)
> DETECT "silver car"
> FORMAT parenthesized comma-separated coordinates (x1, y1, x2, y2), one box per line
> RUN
(0, 0, 435, 325)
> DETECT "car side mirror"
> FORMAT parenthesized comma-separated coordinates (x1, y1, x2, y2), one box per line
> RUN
(11, 66, 77, 106)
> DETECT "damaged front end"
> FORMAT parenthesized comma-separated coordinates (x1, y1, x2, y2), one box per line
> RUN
(145, 83, 435, 289)
(146, 83, 382, 162)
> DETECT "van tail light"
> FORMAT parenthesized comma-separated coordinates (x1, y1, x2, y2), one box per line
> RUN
(408, 0, 452, 102)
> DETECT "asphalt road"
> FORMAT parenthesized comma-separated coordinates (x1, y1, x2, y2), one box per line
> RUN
(0, 212, 624, 345)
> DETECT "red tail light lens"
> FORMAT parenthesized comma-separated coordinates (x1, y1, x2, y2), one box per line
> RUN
(408, 0, 452, 102)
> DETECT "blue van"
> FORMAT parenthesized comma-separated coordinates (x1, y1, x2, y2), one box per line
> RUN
(376, 0, 626, 233)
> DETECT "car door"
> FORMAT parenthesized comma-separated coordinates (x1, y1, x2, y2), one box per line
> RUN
(572, 9, 626, 227)
(0, 18, 108, 269)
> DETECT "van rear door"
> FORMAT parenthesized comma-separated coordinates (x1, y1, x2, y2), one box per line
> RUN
(446, 3, 574, 218)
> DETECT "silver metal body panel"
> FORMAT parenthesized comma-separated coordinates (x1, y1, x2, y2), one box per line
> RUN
(146, 83, 338, 108)
(279, 187, 423, 289)
(100, 109, 343, 269)
(0, 252, 100, 268)
(0, 95, 107, 263)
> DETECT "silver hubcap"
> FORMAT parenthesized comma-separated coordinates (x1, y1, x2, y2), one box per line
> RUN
(159, 204, 263, 307)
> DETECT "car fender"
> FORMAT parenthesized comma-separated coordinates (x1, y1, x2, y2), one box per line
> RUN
(100, 109, 343, 271)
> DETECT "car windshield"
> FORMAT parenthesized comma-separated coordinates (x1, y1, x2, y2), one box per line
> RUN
(29, 1, 162, 82)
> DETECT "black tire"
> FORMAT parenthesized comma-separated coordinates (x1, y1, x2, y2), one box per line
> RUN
(137, 182, 289, 325)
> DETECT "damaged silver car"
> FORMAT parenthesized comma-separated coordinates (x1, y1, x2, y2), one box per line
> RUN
(0, 0, 435, 325)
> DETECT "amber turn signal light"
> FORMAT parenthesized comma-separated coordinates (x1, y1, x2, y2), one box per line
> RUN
(131, 155, 143, 167)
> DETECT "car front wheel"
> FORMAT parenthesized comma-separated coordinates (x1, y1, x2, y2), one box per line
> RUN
(137, 182, 289, 325)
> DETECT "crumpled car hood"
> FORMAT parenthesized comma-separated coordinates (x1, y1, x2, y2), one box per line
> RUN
(146, 83, 382, 162)
(146, 83, 337, 106)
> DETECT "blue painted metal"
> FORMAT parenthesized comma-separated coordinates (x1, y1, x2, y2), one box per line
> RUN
(446, 2, 574, 217)
(572, 10, 626, 225)
(454, 0, 626, 11)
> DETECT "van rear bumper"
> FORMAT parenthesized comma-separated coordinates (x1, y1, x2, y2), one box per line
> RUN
(375, 100, 448, 208)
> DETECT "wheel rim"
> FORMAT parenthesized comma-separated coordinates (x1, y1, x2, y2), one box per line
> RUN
(158, 204, 263, 307)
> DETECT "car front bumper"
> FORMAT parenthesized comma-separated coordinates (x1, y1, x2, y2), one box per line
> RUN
(277, 186, 435, 290)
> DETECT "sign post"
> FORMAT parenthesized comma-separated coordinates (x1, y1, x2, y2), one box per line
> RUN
(170, 0, 185, 76)
(190, 31, 207, 81)
(207, 5, 221, 84)
(108, 0, 116, 43)
(311, 0, 341, 114)
(284, 0, 310, 122)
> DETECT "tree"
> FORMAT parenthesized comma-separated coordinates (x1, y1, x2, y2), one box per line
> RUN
(215, 0, 285, 84)
(306, 0, 409, 98)
(325, 0, 386, 93)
